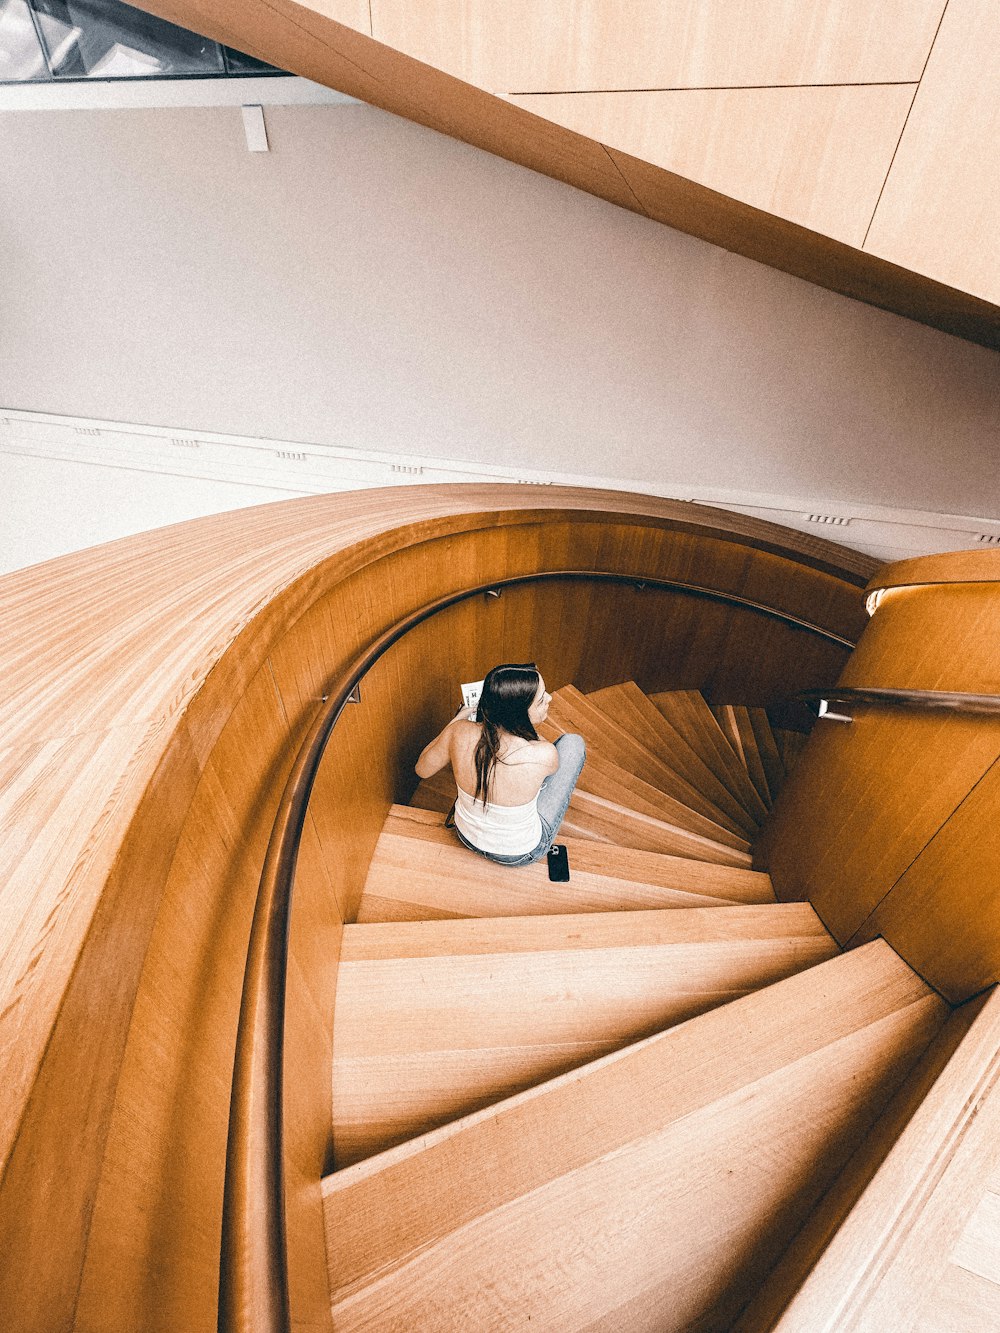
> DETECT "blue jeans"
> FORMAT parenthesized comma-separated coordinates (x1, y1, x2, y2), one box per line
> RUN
(456, 733, 586, 867)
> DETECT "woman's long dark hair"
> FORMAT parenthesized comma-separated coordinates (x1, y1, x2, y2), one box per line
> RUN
(473, 663, 541, 806)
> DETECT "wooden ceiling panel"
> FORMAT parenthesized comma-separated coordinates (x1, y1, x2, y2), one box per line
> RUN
(371, 0, 945, 92)
(509, 85, 915, 246)
(299, 0, 369, 34)
(865, 0, 1000, 306)
(120, 0, 1000, 342)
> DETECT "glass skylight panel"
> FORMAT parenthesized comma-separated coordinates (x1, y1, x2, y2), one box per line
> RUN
(0, 0, 48, 81)
(31, 0, 224, 77)
(222, 44, 281, 76)
(0, 0, 288, 82)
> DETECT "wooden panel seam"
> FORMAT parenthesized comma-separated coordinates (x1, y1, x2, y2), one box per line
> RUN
(844, 753, 1000, 991)
(860, 0, 948, 248)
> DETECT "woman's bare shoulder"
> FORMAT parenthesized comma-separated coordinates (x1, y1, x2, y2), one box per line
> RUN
(505, 737, 558, 769)
(537, 739, 560, 771)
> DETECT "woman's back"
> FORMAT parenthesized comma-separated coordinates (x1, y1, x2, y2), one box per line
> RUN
(448, 722, 556, 806)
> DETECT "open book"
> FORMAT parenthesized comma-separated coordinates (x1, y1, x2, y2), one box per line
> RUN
(461, 679, 485, 712)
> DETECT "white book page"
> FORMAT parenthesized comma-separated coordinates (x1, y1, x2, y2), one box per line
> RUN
(461, 679, 484, 711)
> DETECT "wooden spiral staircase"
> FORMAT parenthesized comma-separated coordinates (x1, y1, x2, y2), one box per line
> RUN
(320, 682, 953, 1331)
(5, 488, 998, 1333)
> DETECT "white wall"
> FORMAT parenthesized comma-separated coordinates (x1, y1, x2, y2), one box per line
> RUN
(1, 94, 999, 570)
(0, 449, 299, 573)
(4, 406, 1000, 576)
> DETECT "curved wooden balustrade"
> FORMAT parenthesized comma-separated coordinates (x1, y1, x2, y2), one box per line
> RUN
(866, 548, 1000, 591)
(0, 484, 874, 1333)
(761, 549, 1000, 1002)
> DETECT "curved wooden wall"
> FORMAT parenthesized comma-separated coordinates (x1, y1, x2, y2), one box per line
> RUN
(761, 549, 1000, 1003)
(0, 485, 873, 1332)
(130, 0, 1000, 347)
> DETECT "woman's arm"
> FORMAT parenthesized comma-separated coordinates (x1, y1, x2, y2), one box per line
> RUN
(414, 707, 476, 779)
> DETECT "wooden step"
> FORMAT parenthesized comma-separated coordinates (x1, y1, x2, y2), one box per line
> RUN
(323, 942, 947, 1331)
(554, 739, 752, 852)
(553, 811, 611, 842)
(749, 708, 786, 801)
(546, 685, 752, 837)
(713, 703, 791, 808)
(649, 690, 770, 821)
(408, 765, 459, 815)
(554, 787, 754, 865)
(737, 988, 988, 1330)
(711, 700, 749, 766)
(356, 806, 775, 923)
(713, 704, 774, 805)
(411, 770, 754, 866)
(587, 681, 761, 835)
(331, 902, 838, 1166)
(753, 985, 1000, 1332)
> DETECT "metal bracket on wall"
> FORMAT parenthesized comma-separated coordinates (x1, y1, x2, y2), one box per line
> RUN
(318, 683, 362, 704)
(817, 698, 852, 723)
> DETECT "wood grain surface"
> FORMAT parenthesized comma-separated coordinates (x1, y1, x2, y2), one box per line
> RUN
(738, 989, 990, 1329)
(412, 762, 757, 866)
(761, 560, 1000, 998)
(331, 902, 836, 1164)
(867, 546, 1000, 592)
(764, 985, 1000, 1331)
(854, 758, 1000, 1002)
(356, 806, 775, 922)
(323, 941, 945, 1330)
(0, 484, 869, 1332)
(509, 83, 915, 247)
(544, 684, 752, 836)
(370, 0, 943, 91)
(586, 682, 763, 833)
(652, 690, 771, 819)
(865, 0, 1000, 304)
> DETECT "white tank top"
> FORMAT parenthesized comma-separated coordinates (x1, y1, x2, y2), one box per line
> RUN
(453, 784, 543, 856)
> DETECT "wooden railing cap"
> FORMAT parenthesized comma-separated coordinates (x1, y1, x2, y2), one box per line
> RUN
(866, 548, 1000, 594)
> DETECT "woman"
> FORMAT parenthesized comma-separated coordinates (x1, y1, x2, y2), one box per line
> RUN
(415, 663, 586, 866)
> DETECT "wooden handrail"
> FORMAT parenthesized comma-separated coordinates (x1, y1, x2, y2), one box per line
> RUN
(798, 686, 1000, 717)
(865, 549, 1000, 595)
(217, 568, 861, 1332)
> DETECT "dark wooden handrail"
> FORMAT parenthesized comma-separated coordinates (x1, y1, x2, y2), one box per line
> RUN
(798, 686, 1000, 716)
(217, 568, 860, 1333)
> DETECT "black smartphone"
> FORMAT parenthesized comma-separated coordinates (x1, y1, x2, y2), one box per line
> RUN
(547, 844, 570, 881)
